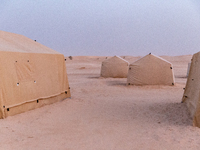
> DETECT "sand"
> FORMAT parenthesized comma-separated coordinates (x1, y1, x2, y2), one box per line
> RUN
(1, 55, 200, 150)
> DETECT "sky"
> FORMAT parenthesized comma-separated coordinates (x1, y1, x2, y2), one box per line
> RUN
(0, 0, 200, 56)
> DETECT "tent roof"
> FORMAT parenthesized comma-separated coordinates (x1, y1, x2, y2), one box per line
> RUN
(130, 53, 172, 65)
(103, 55, 129, 64)
(0, 30, 60, 54)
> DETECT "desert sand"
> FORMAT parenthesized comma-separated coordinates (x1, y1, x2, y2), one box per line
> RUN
(0, 55, 200, 150)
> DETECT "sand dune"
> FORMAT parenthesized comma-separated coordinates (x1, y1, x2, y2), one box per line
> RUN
(1, 55, 199, 150)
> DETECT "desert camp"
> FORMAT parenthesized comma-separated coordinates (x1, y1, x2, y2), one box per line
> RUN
(0, 30, 71, 118)
(1, 1, 200, 149)
(127, 53, 175, 86)
(0, 31, 198, 149)
(100, 56, 129, 78)
(0, 43, 198, 149)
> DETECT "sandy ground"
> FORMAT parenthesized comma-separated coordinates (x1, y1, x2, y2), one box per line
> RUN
(1, 55, 200, 150)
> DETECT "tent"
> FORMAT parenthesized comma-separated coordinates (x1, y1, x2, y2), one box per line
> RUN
(127, 53, 175, 85)
(186, 62, 191, 77)
(182, 52, 200, 127)
(0, 30, 71, 118)
(100, 56, 129, 78)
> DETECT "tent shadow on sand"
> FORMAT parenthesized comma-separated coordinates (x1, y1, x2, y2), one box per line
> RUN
(175, 75, 188, 79)
(91, 97, 192, 127)
(105, 80, 127, 86)
(87, 76, 102, 79)
(146, 102, 192, 126)
(87, 76, 127, 86)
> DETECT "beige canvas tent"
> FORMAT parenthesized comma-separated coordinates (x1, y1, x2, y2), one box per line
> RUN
(100, 56, 129, 78)
(127, 53, 175, 85)
(186, 62, 191, 77)
(182, 52, 200, 127)
(0, 30, 71, 118)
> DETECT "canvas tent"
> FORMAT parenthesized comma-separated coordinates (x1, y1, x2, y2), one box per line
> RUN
(186, 62, 191, 77)
(100, 56, 129, 78)
(0, 30, 71, 118)
(127, 53, 175, 85)
(182, 52, 200, 127)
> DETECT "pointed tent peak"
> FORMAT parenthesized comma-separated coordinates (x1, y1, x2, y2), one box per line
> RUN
(130, 53, 172, 65)
(103, 55, 129, 64)
(108, 55, 123, 60)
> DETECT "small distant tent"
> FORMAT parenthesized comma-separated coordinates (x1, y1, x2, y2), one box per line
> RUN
(0, 30, 71, 118)
(182, 52, 200, 127)
(186, 62, 191, 77)
(127, 53, 175, 85)
(101, 56, 129, 78)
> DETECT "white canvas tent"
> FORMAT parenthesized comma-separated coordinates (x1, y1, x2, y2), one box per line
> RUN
(0, 30, 71, 118)
(101, 56, 129, 78)
(182, 52, 200, 127)
(127, 53, 175, 85)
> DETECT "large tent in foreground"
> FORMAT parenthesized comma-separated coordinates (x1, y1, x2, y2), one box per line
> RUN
(127, 53, 175, 85)
(0, 30, 71, 118)
(100, 56, 129, 78)
(182, 52, 200, 127)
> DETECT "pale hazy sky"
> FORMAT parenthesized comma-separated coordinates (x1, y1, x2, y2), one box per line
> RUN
(0, 0, 200, 56)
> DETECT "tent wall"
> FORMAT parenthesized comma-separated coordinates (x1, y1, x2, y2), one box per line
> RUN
(0, 30, 71, 118)
(182, 52, 200, 127)
(0, 51, 70, 118)
(4, 92, 70, 117)
(101, 56, 129, 78)
(127, 54, 175, 85)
